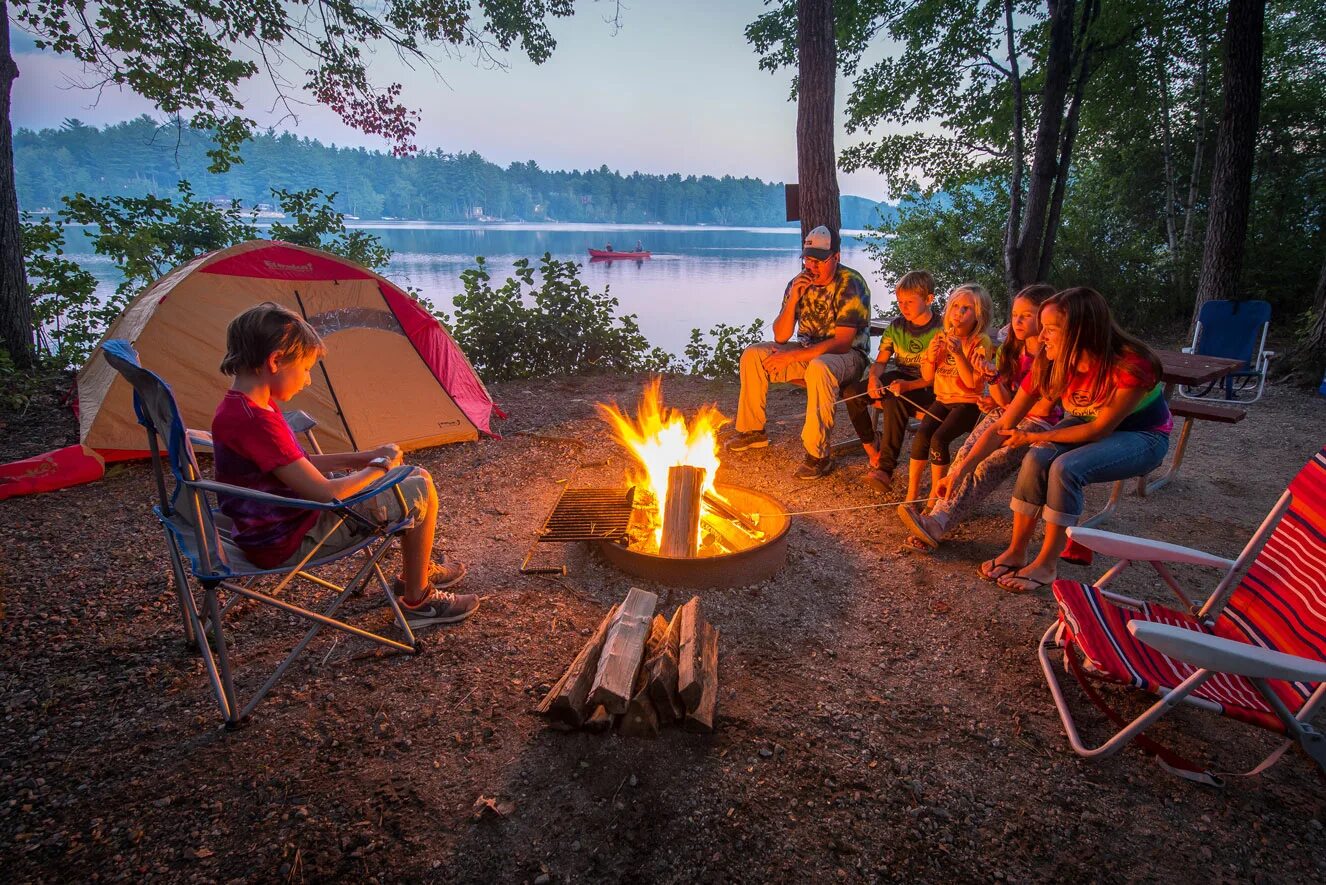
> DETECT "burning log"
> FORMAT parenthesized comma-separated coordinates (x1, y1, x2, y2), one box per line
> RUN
(537, 604, 619, 727)
(700, 512, 760, 554)
(660, 465, 706, 558)
(588, 588, 658, 715)
(702, 490, 763, 537)
(684, 622, 719, 733)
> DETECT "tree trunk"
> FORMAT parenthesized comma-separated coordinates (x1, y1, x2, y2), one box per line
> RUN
(1192, 0, 1265, 325)
(1181, 1, 1212, 249)
(1011, 0, 1076, 289)
(1037, 0, 1098, 283)
(1275, 252, 1326, 384)
(1157, 31, 1179, 257)
(796, 0, 840, 238)
(0, 2, 33, 368)
(1001, 0, 1026, 299)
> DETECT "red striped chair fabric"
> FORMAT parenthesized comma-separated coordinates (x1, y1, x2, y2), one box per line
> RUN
(1052, 447, 1326, 734)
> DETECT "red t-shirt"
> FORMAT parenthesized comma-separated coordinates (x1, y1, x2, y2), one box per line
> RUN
(211, 391, 319, 567)
(1020, 352, 1172, 433)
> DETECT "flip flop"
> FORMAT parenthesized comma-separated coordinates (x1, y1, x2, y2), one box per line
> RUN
(901, 535, 933, 553)
(896, 504, 940, 550)
(997, 571, 1051, 594)
(978, 558, 1023, 582)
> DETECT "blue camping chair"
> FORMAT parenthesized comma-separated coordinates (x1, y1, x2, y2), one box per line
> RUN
(101, 339, 421, 728)
(1179, 299, 1275, 403)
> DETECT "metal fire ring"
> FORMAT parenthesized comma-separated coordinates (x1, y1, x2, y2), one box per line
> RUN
(596, 483, 791, 589)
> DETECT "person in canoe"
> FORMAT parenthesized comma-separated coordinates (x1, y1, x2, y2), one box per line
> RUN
(604, 242, 614, 252)
(634, 240, 644, 252)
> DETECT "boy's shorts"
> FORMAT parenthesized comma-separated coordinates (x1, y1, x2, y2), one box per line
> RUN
(283, 467, 431, 565)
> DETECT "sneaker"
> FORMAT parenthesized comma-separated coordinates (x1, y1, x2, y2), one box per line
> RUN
(401, 587, 481, 627)
(726, 429, 769, 451)
(794, 454, 834, 480)
(427, 557, 468, 589)
(864, 467, 892, 493)
(392, 559, 467, 599)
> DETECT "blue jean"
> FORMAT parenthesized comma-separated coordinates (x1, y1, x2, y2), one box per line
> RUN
(1009, 418, 1170, 526)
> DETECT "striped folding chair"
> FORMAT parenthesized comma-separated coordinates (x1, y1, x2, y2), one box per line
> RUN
(102, 339, 421, 728)
(1038, 447, 1326, 785)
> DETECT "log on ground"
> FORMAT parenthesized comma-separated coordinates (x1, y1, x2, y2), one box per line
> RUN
(536, 604, 620, 727)
(645, 605, 685, 723)
(676, 597, 709, 710)
(683, 622, 720, 733)
(587, 587, 658, 715)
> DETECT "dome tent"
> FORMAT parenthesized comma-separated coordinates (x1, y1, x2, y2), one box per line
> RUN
(1, 240, 494, 499)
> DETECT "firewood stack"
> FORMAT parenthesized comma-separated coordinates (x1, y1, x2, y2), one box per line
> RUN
(537, 588, 719, 737)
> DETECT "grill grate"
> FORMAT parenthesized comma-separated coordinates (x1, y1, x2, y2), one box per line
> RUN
(537, 486, 637, 543)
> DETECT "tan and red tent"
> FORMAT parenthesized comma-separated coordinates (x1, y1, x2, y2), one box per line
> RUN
(1, 240, 495, 499)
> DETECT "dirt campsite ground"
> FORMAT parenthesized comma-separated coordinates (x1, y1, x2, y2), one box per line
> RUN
(1, 370, 1324, 883)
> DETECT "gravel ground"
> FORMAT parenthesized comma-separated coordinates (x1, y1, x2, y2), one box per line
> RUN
(1, 370, 1324, 883)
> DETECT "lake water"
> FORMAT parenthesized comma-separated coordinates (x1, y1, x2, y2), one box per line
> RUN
(69, 222, 890, 356)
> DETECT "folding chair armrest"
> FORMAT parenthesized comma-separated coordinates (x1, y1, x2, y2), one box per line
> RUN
(1128, 622, 1326, 683)
(187, 478, 343, 511)
(282, 409, 318, 435)
(189, 466, 414, 512)
(1066, 527, 1237, 570)
(1180, 346, 1194, 354)
(188, 428, 214, 450)
(335, 466, 415, 506)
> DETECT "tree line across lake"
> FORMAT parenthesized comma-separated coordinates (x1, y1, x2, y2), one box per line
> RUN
(15, 117, 894, 230)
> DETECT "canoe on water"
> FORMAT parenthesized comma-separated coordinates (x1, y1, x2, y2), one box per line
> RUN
(588, 248, 651, 260)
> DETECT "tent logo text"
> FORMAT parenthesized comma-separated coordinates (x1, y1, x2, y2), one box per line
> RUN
(263, 259, 315, 273)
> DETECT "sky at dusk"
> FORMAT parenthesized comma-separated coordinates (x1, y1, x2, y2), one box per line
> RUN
(8, 1, 893, 200)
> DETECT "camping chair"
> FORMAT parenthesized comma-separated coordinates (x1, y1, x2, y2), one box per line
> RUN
(1038, 446, 1326, 785)
(101, 339, 421, 728)
(1179, 299, 1275, 403)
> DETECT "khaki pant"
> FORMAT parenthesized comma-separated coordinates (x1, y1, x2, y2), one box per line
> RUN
(284, 467, 432, 565)
(736, 342, 868, 459)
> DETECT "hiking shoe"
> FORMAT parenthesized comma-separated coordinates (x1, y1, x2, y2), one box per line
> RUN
(864, 467, 892, 493)
(794, 454, 834, 480)
(402, 588, 481, 627)
(427, 557, 467, 589)
(726, 429, 769, 452)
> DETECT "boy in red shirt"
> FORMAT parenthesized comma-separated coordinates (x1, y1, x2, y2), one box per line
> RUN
(211, 302, 478, 627)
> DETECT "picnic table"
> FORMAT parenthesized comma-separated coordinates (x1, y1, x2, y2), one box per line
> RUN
(1137, 349, 1247, 496)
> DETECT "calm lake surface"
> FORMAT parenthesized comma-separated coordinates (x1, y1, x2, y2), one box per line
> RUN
(71, 223, 890, 356)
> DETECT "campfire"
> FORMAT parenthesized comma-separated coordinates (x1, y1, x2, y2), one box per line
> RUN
(597, 378, 764, 558)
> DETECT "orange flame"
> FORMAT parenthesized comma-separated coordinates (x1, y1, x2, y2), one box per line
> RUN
(596, 377, 728, 546)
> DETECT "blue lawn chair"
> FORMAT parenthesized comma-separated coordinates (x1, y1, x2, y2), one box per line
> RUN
(101, 340, 421, 728)
(1179, 299, 1275, 403)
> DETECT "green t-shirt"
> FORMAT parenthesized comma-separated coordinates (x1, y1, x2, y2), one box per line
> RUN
(782, 265, 872, 357)
(877, 313, 943, 379)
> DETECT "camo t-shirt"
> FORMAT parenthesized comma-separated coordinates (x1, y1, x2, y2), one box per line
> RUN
(782, 265, 872, 357)
(876, 313, 943, 379)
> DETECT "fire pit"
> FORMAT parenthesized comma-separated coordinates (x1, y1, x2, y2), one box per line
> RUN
(597, 482, 790, 588)
(592, 379, 792, 588)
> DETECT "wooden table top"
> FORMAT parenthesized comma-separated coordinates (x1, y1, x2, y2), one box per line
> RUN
(1153, 349, 1244, 386)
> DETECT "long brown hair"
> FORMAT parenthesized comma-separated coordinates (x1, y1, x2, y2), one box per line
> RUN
(995, 283, 1056, 380)
(1031, 287, 1162, 403)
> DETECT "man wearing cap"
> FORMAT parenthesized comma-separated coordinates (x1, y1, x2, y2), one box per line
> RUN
(727, 225, 871, 479)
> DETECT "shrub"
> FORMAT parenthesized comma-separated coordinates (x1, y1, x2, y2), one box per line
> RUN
(449, 253, 679, 382)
